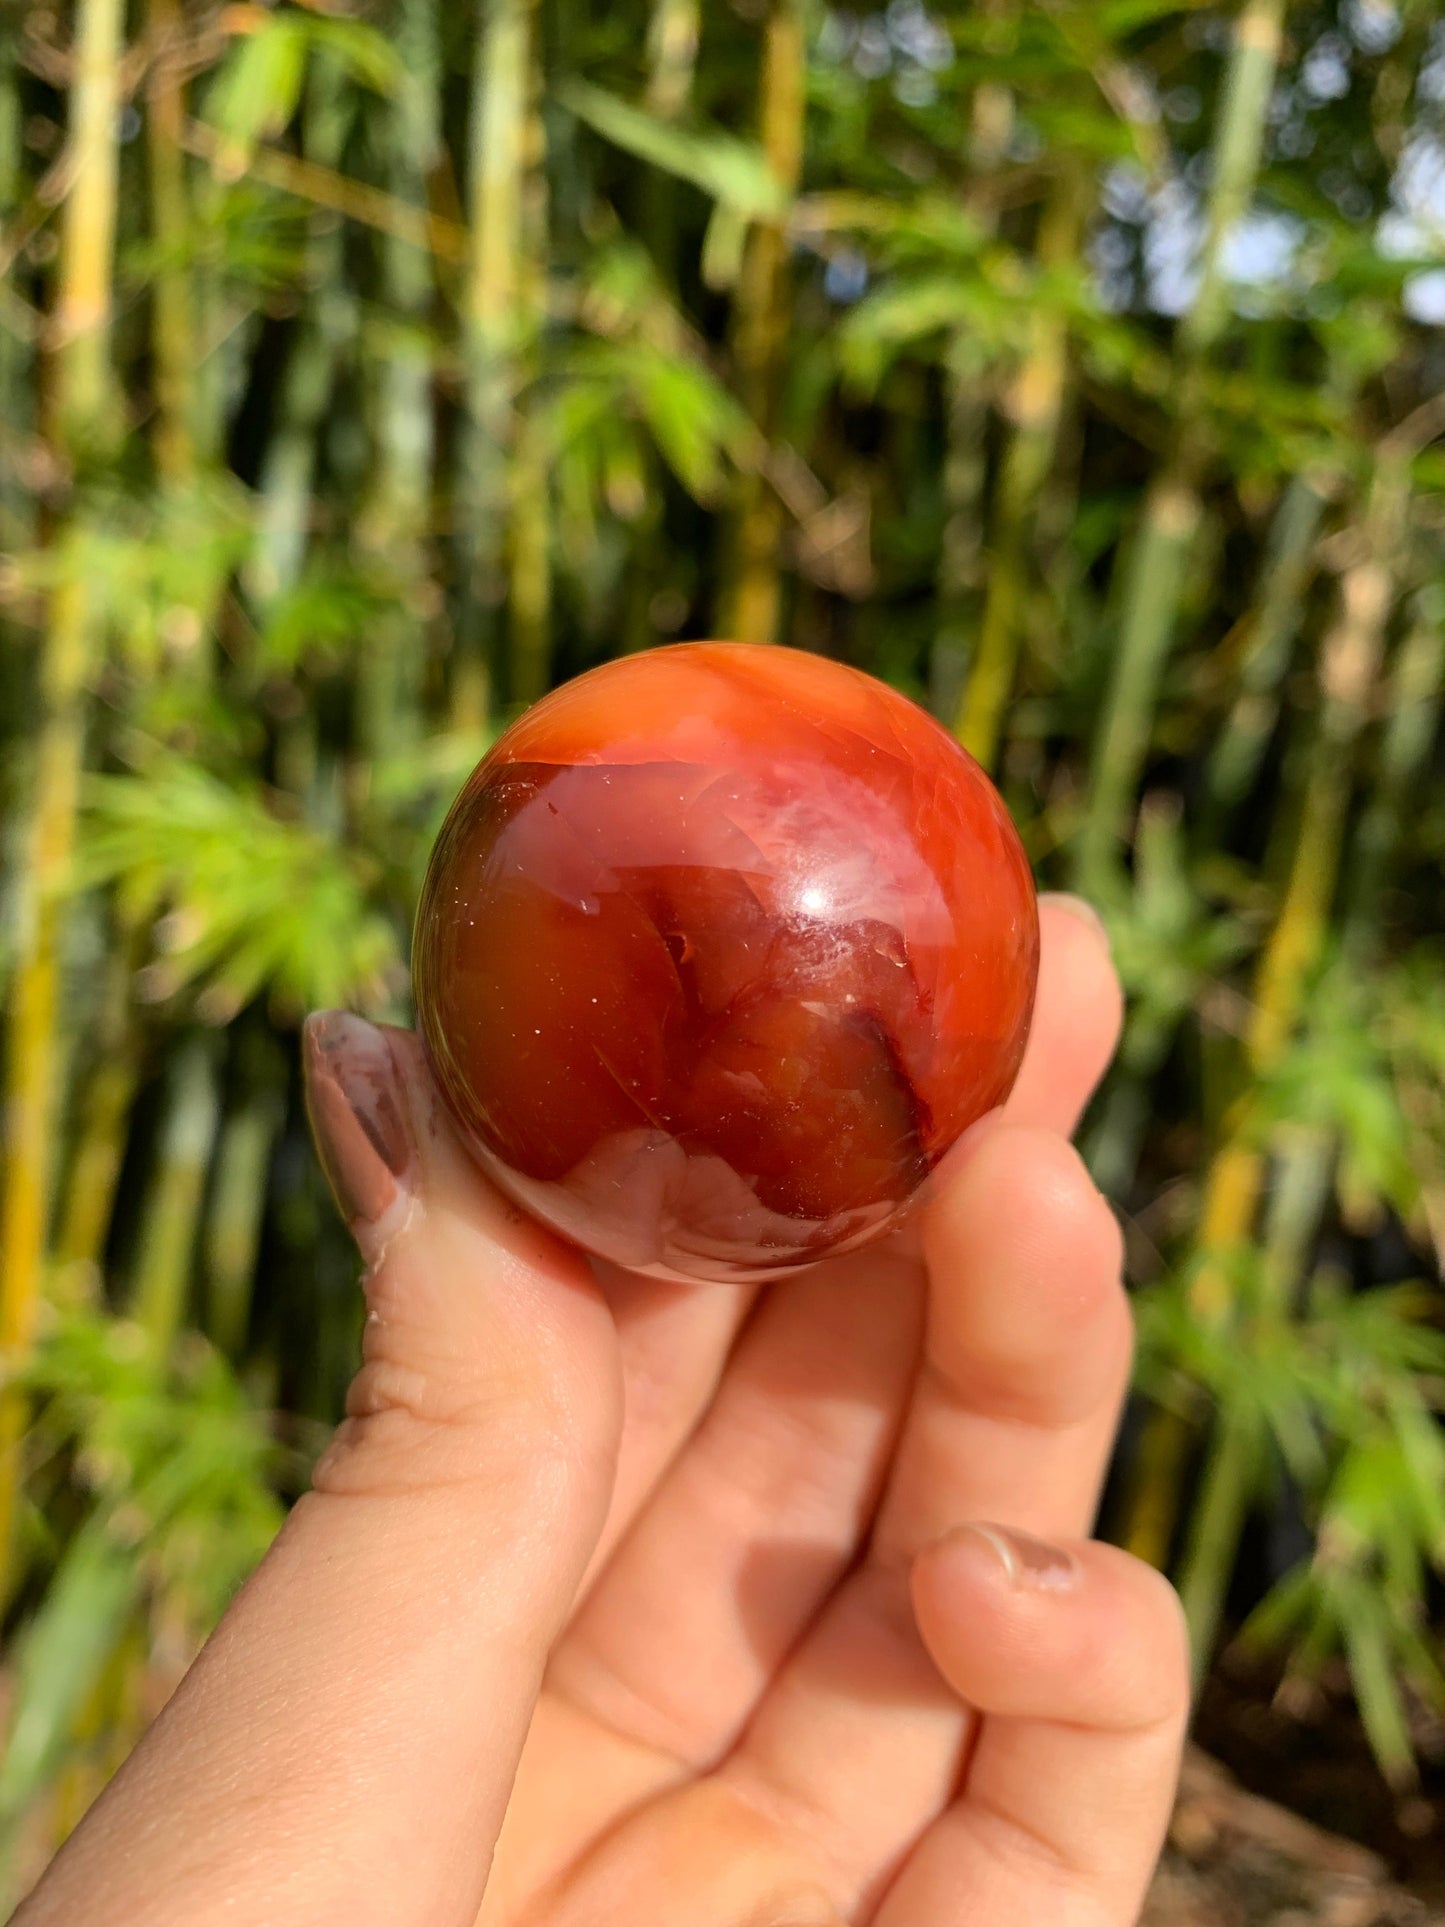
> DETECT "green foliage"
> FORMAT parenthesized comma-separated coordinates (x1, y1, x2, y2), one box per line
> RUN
(2, 0, 1445, 1884)
(0, 1312, 284, 1845)
(77, 759, 399, 1020)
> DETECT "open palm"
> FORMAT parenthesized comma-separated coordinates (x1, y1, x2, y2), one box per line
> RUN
(18, 898, 1188, 1927)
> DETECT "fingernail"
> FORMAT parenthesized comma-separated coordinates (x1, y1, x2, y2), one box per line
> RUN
(1038, 892, 1111, 952)
(303, 1011, 415, 1250)
(952, 1522, 1079, 1593)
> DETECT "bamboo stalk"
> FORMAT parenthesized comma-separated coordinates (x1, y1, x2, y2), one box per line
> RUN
(246, 59, 356, 612)
(47, 0, 126, 452)
(1074, 0, 1286, 897)
(644, 0, 701, 121)
(51, 929, 147, 1302)
(204, 1086, 283, 1362)
(1342, 594, 1445, 947)
(455, 0, 536, 722)
(0, 36, 31, 557)
(131, 1032, 221, 1350)
(505, 42, 550, 706)
(355, 0, 440, 768)
(146, 0, 194, 484)
(1177, 594, 1445, 1657)
(722, 0, 805, 644)
(1204, 472, 1331, 822)
(1128, 458, 1405, 1607)
(929, 7, 1014, 719)
(0, 0, 126, 1602)
(954, 178, 1081, 766)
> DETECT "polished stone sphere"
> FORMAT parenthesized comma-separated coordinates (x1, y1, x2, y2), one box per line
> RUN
(413, 643, 1038, 1282)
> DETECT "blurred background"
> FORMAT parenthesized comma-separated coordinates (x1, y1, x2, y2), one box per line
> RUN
(1, 0, 1445, 1916)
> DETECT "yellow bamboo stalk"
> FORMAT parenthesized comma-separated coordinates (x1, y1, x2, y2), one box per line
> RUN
(955, 179, 1082, 765)
(644, 0, 701, 120)
(1125, 457, 1407, 1580)
(47, 0, 125, 448)
(724, 0, 805, 644)
(0, 0, 125, 1601)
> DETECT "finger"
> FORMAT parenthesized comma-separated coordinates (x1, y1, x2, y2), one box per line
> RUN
(875, 1120, 1131, 1557)
(582, 1263, 756, 1583)
(870, 1527, 1188, 1926)
(1007, 894, 1121, 1136)
(718, 1122, 1132, 1898)
(556, 1245, 922, 1761)
(564, 887, 1117, 1593)
(583, 887, 1119, 1583)
(483, 1245, 923, 1917)
(19, 1014, 622, 1927)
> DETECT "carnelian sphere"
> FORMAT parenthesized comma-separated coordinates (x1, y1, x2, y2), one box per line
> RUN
(413, 642, 1039, 1283)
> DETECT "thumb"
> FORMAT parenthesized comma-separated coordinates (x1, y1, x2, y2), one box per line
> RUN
(18, 1012, 622, 1927)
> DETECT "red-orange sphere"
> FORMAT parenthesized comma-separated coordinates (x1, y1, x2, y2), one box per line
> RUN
(413, 643, 1038, 1282)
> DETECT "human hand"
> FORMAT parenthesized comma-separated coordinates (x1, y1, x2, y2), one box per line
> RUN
(17, 895, 1189, 1927)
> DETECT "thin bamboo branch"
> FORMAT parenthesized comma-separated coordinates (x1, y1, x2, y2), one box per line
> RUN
(181, 117, 470, 265)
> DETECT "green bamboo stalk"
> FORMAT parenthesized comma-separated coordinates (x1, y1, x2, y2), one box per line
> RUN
(146, 0, 195, 484)
(1178, 588, 1445, 1664)
(618, 0, 702, 659)
(0, 34, 31, 557)
(639, 0, 700, 270)
(1184, 594, 1445, 1647)
(929, 8, 1014, 718)
(931, 340, 991, 720)
(0, 0, 125, 1602)
(1074, 476, 1202, 899)
(355, 0, 440, 766)
(246, 58, 356, 611)
(1074, 0, 1286, 898)
(1204, 474, 1330, 819)
(1128, 459, 1404, 1602)
(723, 0, 805, 644)
(51, 929, 146, 1300)
(1342, 592, 1445, 947)
(954, 179, 1081, 766)
(507, 55, 550, 708)
(131, 1033, 221, 1349)
(456, 0, 536, 722)
(509, 383, 552, 705)
(1175, 1403, 1262, 1688)
(204, 1086, 283, 1361)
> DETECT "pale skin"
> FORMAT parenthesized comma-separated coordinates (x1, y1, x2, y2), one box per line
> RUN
(17, 896, 1190, 1927)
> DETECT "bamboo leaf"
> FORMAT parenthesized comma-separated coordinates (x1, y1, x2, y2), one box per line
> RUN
(557, 80, 788, 221)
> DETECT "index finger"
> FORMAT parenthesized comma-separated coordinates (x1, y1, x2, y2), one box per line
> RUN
(1004, 893, 1122, 1137)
